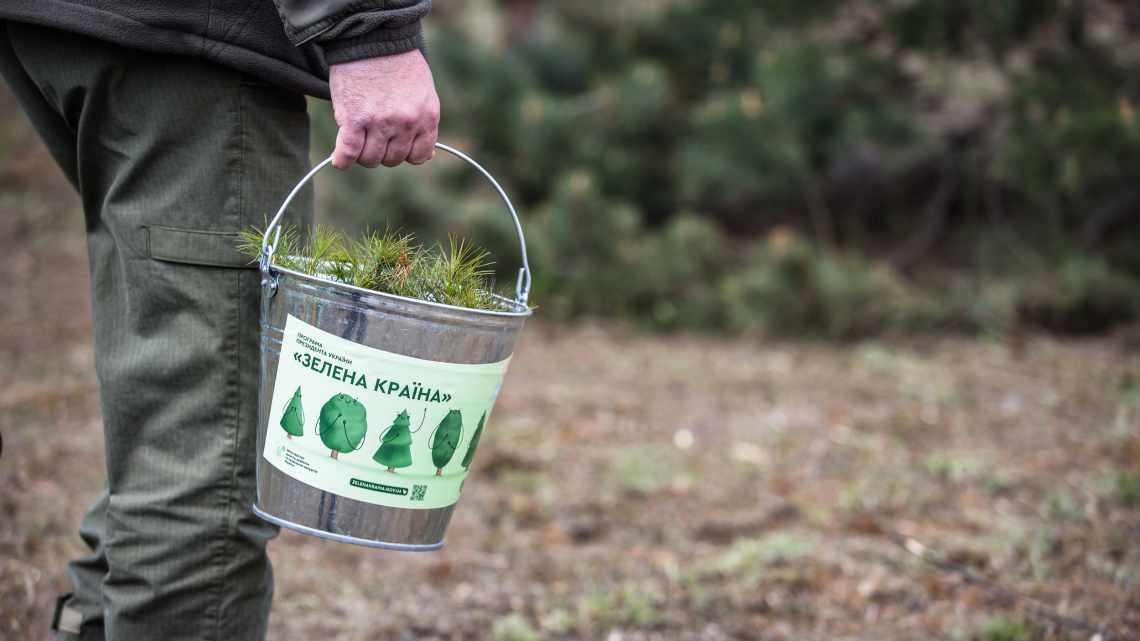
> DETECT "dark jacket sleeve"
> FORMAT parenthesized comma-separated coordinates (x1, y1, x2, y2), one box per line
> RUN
(271, 0, 431, 64)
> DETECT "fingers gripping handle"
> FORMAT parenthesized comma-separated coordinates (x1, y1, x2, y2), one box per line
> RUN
(260, 142, 532, 306)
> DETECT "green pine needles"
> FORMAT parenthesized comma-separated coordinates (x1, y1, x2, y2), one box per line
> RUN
(238, 225, 506, 311)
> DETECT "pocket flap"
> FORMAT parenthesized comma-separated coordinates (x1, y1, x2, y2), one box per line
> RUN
(146, 225, 256, 269)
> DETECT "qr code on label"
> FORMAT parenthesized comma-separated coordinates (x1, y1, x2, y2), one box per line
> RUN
(411, 485, 427, 502)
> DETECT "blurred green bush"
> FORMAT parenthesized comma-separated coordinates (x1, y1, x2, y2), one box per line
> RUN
(314, 0, 1140, 337)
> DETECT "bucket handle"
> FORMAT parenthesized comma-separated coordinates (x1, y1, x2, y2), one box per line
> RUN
(260, 142, 532, 306)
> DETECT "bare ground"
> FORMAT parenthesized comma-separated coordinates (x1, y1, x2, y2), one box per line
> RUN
(1, 106, 1138, 641)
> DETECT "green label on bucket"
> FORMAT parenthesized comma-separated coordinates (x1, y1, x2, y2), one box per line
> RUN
(262, 314, 511, 510)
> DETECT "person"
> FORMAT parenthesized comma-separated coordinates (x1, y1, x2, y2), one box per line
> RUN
(0, 2, 439, 640)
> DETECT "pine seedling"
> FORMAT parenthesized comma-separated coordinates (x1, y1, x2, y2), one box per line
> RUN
(356, 229, 419, 293)
(239, 224, 335, 275)
(427, 236, 496, 309)
(326, 231, 374, 288)
(299, 226, 348, 276)
(237, 225, 510, 311)
(238, 225, 300, 270)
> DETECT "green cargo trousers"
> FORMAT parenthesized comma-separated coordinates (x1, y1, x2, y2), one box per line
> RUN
(0, 22, 313, 641)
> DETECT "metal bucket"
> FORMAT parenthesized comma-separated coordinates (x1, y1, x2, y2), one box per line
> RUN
(252, 143, 532, 551)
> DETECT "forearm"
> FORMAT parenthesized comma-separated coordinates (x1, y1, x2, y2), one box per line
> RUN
(271, 0, 431, 62)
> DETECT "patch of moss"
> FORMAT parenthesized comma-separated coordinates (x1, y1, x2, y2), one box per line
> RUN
(976, 615, 1041, 641)
(575, 582, 665, 629)
(490, 614, 543, 641)
(1113, 470, 1140, 507)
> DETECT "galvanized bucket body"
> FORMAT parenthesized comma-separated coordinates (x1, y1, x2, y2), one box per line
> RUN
(254, 268, 528, 550)
(252, 143, 532, 550)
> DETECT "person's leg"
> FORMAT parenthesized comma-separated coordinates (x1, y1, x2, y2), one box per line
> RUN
(0, 23, 110, 641)
(0, 22, 312, 641)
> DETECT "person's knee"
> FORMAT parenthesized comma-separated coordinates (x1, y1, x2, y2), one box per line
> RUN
(103, 490, 272, 590)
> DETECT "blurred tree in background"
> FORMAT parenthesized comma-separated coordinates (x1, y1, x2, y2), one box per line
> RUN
(313, 0, 1140, 338)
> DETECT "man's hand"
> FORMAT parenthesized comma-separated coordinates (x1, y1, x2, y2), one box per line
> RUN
(329, 49, 440, 169)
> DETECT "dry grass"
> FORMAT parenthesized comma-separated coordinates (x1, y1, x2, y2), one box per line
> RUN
(1, 94, 1138, 641)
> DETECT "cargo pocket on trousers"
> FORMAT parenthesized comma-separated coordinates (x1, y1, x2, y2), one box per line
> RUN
(145, 225, 257, 269)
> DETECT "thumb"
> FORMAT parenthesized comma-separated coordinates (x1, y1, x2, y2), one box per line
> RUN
(332, 124, 365, 170)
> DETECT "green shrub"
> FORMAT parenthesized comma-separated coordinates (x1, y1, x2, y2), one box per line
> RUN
(936, 279, 1018, 335)
(720, 232, 930, 339)
(626, 215, 729, 330)
(1001, 56, 1140, 208)
(306, 2, 1140, 337)
(526, 171, 643, 319)
(1015, 256, 1140, 334)
(887, 0, 1059, 54)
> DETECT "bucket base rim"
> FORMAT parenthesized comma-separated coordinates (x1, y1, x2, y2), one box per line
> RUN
(251, 503, 445, 552)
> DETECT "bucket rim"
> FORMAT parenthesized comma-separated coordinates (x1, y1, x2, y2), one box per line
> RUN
(267, 263, 534, 319)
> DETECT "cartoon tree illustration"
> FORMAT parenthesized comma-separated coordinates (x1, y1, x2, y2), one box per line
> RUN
(279, 387, 305, 439)
(372, 410, 414, 472)
(317, 393, 368, 459)
(460, 412, 486, 470)
(430, 410, 463, 476)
